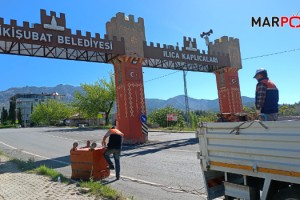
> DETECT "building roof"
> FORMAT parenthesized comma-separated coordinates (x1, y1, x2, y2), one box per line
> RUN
(10, 92, 65, 100)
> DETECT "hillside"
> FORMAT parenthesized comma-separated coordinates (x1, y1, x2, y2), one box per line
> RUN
(0, 85, 255, 113)
(0, 84, 83, 108)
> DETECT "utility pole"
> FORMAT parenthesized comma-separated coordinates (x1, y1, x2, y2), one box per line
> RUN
(183, 70, 190, 128)
(182, 30, 213, 128)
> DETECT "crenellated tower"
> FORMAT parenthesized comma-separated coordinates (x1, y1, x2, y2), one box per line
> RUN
(209, 36, 243, 114)
(106, 12, 145, 58)
(106, 13, 147, 144)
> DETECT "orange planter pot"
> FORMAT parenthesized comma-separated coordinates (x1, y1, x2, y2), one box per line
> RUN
(70, 147, 110, 180)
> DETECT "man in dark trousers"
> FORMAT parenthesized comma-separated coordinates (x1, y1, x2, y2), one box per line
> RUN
(102, 126, 124, 180)
(254, 68, 279, 121)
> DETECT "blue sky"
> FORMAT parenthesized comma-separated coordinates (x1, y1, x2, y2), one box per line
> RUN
(0, 0, 299, 104)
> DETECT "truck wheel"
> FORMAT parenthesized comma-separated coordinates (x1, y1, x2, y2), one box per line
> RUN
(272, 187, 300, 200)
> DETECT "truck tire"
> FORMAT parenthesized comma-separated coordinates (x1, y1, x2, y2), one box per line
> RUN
(272, 187, 300, 200)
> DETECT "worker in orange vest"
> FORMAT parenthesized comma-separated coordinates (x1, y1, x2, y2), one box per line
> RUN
(102, 126, 124, 180)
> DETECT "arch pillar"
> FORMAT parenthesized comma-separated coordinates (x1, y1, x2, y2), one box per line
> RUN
(208, 36, 243, 114)
(214, 67, 243, 113)
(113, 56, 147, 144)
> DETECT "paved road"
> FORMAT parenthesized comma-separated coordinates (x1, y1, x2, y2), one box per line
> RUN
(0, 127, 207, 200)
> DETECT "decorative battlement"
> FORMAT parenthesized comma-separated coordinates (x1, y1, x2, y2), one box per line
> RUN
(210, 36, 239, 46)
(0, 10, 238, 70)
(145, 41, 180, 51)
(106, 12, 145, 57)
(0, 9, 125, 55)
(144, 40, 229, 58)
(143, 40, 230, 70)
(0, 18, 32, 29)
(40, 9, 66, 31)
(183, 36, 197, 51)
(208, 36, 242, 69)
(0, 9, 124, 42)
(145, 36, 200, 53)
(107, 12, 144, 28)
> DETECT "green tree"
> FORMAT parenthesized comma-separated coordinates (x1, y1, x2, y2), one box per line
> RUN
(243, 105, 256, 113)
(279, 104, 297, 116)
(73, 73, 116, 125)
(30, 100, 73, 126)
(197, 110, 218, 122)
(17, 108, 22, 125)
(189, 111, 199, 129)
(294, 102, 300, 115)
(100, 73, 116, 125)
(1, 107, 9, 125)
(148, 106, 185, 128)
(8, 101, 16, 124)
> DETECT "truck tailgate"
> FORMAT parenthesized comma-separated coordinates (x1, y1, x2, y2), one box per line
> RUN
(197, 121, 300, 184)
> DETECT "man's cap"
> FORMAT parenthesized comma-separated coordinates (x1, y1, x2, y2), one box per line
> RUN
(253, 68, 266, 78)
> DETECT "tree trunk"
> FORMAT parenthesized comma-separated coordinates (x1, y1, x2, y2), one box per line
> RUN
(105, 112, 109, 125)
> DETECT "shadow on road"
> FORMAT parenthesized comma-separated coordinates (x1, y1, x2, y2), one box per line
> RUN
(100, 178, 118, 185)
(122, 138, 197, 157)
(0, 136, 197, 176)
(28, 138, 197, 170)
(0, 154, 70, 174)
(45, 128, 100, 133)
(34, 155, 70, 169)
(0, 156, 20, 174)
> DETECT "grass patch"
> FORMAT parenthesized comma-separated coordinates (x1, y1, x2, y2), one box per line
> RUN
(35, 165, 68, 183)
(35, 165, 128, 199)
(10, 158, 68, 183)
(83, 125, 113, 130)
(80, 179, 127, 200)
(2, 154, 130, 199)
(0, 124, 18, 129)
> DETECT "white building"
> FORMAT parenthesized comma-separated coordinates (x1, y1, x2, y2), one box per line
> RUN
(10, 92, 64, 126)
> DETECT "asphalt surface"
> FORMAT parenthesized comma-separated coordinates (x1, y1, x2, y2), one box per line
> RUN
(0, 127, 208, 200)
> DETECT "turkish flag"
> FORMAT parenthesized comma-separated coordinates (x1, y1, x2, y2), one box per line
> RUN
(126, 68, 142, 81)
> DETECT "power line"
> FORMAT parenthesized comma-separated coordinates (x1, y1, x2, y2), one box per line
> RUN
(144, 47, 300, 83)
(242, 48, 300, 60)
(144, 70, 180, 83)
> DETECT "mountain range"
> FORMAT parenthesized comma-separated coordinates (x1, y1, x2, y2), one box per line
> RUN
(0, 84, 255, 113)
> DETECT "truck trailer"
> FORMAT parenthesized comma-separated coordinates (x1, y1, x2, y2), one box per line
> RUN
(196, 120, 300, 200)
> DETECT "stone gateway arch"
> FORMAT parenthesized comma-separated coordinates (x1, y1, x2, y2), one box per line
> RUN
(0, 10, 242, 144)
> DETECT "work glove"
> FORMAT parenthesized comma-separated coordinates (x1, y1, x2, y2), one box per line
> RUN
(256, 109, 261, 115)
